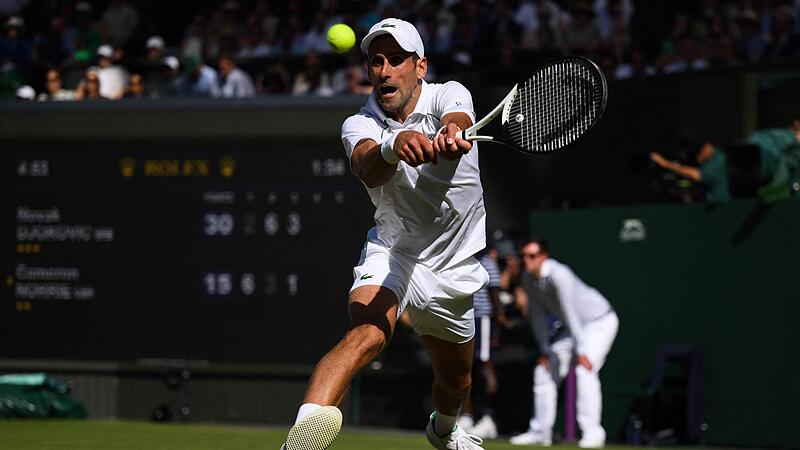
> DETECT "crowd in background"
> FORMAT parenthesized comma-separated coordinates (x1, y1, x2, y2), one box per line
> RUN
(1, 0, 800, 100)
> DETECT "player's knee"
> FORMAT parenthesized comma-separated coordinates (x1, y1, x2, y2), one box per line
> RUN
(345, 324, 388, 358)
(439, 371, 472, 395)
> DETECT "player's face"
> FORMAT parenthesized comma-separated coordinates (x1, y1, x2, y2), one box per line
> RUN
(367, 35, 427, 120)
(522, 243, 547, 276)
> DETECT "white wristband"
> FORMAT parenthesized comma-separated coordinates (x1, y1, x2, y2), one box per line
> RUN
(380, 133, 400, 164)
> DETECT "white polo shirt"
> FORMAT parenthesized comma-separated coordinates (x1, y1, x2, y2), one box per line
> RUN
(341, 80, 486, 272)
(522, 258, 614, 355)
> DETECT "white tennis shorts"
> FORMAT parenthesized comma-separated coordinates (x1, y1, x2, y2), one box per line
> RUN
(350, 238, 489, 344)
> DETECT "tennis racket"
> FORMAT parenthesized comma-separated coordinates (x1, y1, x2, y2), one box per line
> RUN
(442, 56, 607, 154)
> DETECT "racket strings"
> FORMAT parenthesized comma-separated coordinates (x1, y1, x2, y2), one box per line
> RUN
(505, 60, 603, 153)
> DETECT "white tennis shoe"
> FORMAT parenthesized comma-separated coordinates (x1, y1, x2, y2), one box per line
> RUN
(425, 412, 485, 450)
(279, 405, 342, 450)
(509, 429, 552, 446)
(469, 415, 498, 439)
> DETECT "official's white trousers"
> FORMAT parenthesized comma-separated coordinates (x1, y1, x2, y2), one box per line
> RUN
(528, 313, 619, 441)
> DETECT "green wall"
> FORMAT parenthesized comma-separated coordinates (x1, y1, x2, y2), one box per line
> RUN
(528, 198, 799, 448)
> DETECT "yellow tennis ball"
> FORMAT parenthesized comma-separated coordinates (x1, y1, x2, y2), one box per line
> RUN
(327, 23, 356, 53)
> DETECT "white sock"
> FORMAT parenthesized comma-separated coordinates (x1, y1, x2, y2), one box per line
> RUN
(295, 403, 322, 425)
(434, 411, 458, 436)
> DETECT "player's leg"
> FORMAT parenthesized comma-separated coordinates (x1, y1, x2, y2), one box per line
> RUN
(424, 334, 474, 425)
(575, 313, 619, 448)
(303, 285, 398, 406)
(403, 257, 488, 449)
(421, 334, 485, 449)
(281, 285, 398, 450)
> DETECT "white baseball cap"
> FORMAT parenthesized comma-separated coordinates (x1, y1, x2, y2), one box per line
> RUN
(360, 18, 425, 58)
(5, 16, 23, 29)
(147, 35, 165, 49)
(162, 55, 179, 70)
(16, 85, 35, 100)
(97, 44, 113, 58)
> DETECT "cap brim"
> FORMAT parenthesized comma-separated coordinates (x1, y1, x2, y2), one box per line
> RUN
(360, 29, 418, 55)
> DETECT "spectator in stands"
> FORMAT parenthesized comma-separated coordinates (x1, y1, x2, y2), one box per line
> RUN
(417, 12, 452, 54)
(736, 9, 765, 63)
(450, 0, 489, 51)
(301, 12, 336, 55)
(32, 16, 72, 68)
(484, 0, 521, 52)
(218, 55, 255, 98)
(253, 0, 281, 46)
(123, 72, 146, 99)
(286, 14, 311, 56)
(236, 16, 273, 59)
(1, 16, 31, 75)
(74, 68, 105, 100)
(101, 0, 139, 49)
(594, 0, 634, 44)
(255, 58, 291, 94)
(496, 238, 526, 340)
(147, 55, 180, 98)
(181, 15, 207, 60)
(178, 56, 220, 98)
(355, 0, 381, 35)
(763, 5, 800, 60)
(650, 140, 731, 204)
(94, 44, 128, 100)
(146, 35, 166, 61)
(658, 35, 709, 74)
(562, 1, 601, 54)
(206, 1, 244, 60)
(341, 64, 372, 95)
(614, 46, 655, 79)
(331, 50, 370, 95)
(72, 1, 102, 62)
(515, 0, 563, 51)
(37, 68, 75, 101)
(292, 50, 333, 96)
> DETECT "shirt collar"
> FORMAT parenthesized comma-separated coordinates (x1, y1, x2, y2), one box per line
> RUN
(539, 258, 553, 279)
(366, 80, 430, 130)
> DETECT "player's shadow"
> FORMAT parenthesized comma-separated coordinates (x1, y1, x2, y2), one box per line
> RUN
(348, 288, 397, 343)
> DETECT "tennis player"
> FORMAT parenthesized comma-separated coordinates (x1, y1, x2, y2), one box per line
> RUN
(280, 18, 488, 450)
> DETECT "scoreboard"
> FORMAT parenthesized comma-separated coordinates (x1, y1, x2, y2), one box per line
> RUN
(0, 144, 370, 364)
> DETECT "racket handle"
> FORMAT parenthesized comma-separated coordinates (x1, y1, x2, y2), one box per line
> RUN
(434, 125, 468, 141)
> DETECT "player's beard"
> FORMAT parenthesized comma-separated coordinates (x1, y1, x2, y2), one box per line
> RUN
(378, 83, 418, 120)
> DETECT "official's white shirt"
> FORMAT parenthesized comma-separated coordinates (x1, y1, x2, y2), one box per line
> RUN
(340, 80, 486, 272)
(523, 258, 613, 355)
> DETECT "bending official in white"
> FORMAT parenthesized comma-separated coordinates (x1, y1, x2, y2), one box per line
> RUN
(511, 238, 619, 449)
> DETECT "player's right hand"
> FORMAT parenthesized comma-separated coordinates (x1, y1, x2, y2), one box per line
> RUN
(394, 130, 437, 167)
